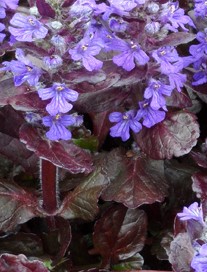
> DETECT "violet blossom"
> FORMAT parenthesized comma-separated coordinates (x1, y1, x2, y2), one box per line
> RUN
(144, 79, 173, 110)
(191, 244, 207, 272)
(137, 100, 166, 128)
(69, 36, 104, 71)
(43, 55, 63, 70)
(8, 13, 48, 42)
(194, 0, 207, 18)
(177, 202, 205, 226)
(0, 23, 5, 43)
(38, 83, 79, 116)
(0, 0, 19, 10)
(112, 39, 149, 71)
(109, 110, 142, 141)
(42, 113, 76, 141)
(0, 48, 42, 86)
(189, 30, 207, 59)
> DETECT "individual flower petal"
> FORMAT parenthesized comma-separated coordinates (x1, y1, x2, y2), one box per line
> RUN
(177, 202, 205, 226)
(191, 244, 207, 272)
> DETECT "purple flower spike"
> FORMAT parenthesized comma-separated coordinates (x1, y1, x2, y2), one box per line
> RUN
(8, 13, 48, 42)
(144, 79, 173, 110)
(112, 39, 149, 71)
(109, 110, 142, 141)
(42, 114, 76, 141)
(69, 37, 103, 71)
(137, 100, 166, 128)
(177, 202, 205, 226)
(38, 83, 79, 115)
(0, 48, 42, 86)
(191, 244, 207, 272)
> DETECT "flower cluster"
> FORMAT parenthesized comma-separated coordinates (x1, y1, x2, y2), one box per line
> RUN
(0, 0, 201, 143)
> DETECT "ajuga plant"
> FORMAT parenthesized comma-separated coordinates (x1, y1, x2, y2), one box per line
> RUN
(0, 0, 207, 271)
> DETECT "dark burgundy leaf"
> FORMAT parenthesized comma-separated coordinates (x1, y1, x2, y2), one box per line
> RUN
(57, 163, 110, 221)
(62, 0, 77, 7)
(0, 133, 38, 175)
(0, 77, 46, 111)
(19, 124, 93, 174)
(135, 111, 200, 159)
(0, 179, 40, 231)
(75, 87, 130, 113)
(36, 0, 56, 18)
(0, 233, 44, 256)
(0, 106, 24, 138)
(90, 205, 147, 266)
(0, 254, 49, 272)
(166, 90, 192, 109)
(169, 233, 194, 272)
(190, 151, 207, 168)
(52, 217, 71, 265)
(155, 32, 195, 47)
(102, 150, 168, 208)
(90, 111, 111, 147)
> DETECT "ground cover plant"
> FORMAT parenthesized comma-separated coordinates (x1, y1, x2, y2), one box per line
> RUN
(0, 0, 207, 271)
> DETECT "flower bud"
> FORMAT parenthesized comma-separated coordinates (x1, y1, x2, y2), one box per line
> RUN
(145, 22, 160, 35)
(43, 55, 63, 69)
(147, 2, 160, 13)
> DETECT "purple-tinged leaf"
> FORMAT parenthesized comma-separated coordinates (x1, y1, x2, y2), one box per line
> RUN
(166, 90, 192, 109)
(90, 205, 147, 266)
(0, 133, 38, 175)
(19, 124, 93, 174)
(0, 78, 46, 111)
(135, 111, 200, 160)
(36, 0, 56, 18)
(0, 233, 44, 256)
(192, 172, 207, 217)
(62, 0, 77, 7)
(57, 164, 110, 221)
(191, 150, 207, 168)
(102, 150, 168, 208)
(155, 33, 195, 47)
(0, 106, 24, 138)
(90, 111, 111, 148)
(168, 233, 194, 272)
(75, 88, 130, 113)
(0, 179, 39, 231)
(0, 254, 49, 272)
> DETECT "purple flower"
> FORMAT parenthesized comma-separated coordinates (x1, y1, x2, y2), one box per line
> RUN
(43, 55, 63, 70)
(109, 110, 142, 141)
(42, 114, 76, 141)
(191, 244, 207, 272)
(160, 1, 195, 32)
(137, 100, 166, 128)
(144, 79, 173, 110)
(189, 30, 207, 59)
(109, 17, 128, 32)
(0, 23, 5, 43)
(8, 13, 48, 42)
(112, 39, 149, 71)
(0, 0, 19, 10)
(108, 0, 137, 12)
(0, 48, 42, 86)
(152, 46, 181, 72)
(177, 202, 205, 226)
(0, 8, 6, 19)
(38, 83, 79, 115)
(70, 0, 107, 17)
(194, 0, 207, 18)
(193, 69, 207, 86)
(69, 36, 103, 71)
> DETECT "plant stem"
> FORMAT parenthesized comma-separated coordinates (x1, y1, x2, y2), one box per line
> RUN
(41, 159, 58, 214)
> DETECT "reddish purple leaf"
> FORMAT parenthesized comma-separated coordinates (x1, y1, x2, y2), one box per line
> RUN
(36, 0, 56, 18)
(0, 179, 40, 231)
(102, 150, 168, 208)
(169, 233, 194, 272)
(19, 124, 93, 174)
(190, 151, 207, 168)
(91, 205, 147, 266)
(135, 111, 200, 160)
(166, 90, 192, 108)
(155, 32, 195, 47)
(0, 254, 49, 272)
(0, 78, 46, 111)
(57, 164, 110, 220)
(192, 172, 207, 217)
(0, 133, 38, 175)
